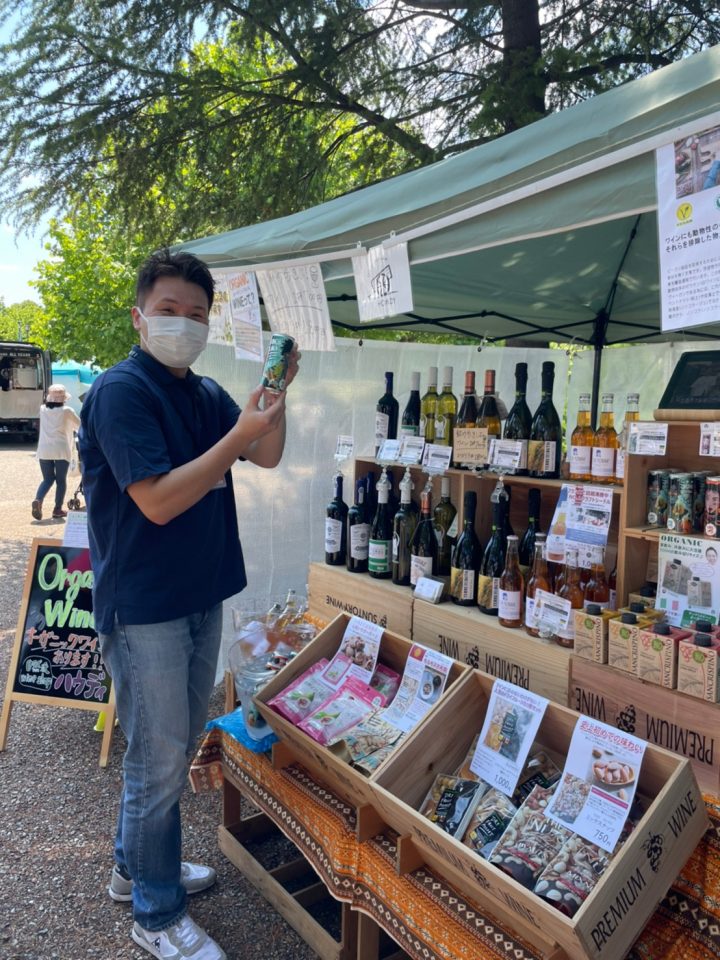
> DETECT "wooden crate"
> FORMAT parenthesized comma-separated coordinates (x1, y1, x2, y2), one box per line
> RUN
(254, 612, 468, 814)
(412, 599, 572, 706)
(307, 562, 413, 637)
(570, 657, 720, 794)
(371, 668, 708, 960)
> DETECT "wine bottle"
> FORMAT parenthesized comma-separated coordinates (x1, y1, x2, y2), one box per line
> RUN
(608, 562, 618, 611)
(346, 478, 370, 574)
(569, 393, 593, 482)
(433, 476, 458, 577)
(434, 366, 457, 448)
(410, 487, 437, 586)
(420, 366, 438, 443)
(555, 548, 584, 647)
(368, 470, 392, 579)
(452, 371, 478, 468)
(392, 468, 417, 586)
(375, 372, 399, 454)
(518, 487, 541, 576)
(400, 371, 421, 437)
(325, 473, 348, 565)
(529, 361, 562, 478)
(478, 501, 504, 616)
(525, 534, 550, 637)
(503, 362, 532, 474)
(498, 535, 524, 628)
(591, 393, 619, 484)
(476, 370, 502, 463)
(615, 392, 640, 483)
(450, 491, 482, 606)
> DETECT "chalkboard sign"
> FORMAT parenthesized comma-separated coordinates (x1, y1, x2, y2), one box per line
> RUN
(0, 538, 116, 766)
(659, 351, 720, 410)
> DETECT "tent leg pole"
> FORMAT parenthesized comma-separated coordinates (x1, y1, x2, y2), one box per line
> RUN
(590, 345, 603, 430)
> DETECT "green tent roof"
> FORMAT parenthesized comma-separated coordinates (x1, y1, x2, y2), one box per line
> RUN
(179, 45, 720, 346)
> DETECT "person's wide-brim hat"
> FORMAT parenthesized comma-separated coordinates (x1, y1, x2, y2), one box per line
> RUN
(47, 384, 71, 402)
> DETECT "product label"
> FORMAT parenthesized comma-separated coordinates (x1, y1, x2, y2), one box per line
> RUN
(410, 554, 434, 586)
(609, 589, 617, 611)
(392, 532, 400, 561)
(450, 567, 476, 601)
(368, 539, 391, 573)
(477, 575, 499, 611)
(399, 425, 419, 437)
(498, 590, 522, 621)
(375, 412, 389, 448)
(528, 440, 556, 474)
(325, 518, 342, 553)
(570, 445, 591, 474)
(434, 416, 447, 441)
(614, 447, 626, 479)
(591, 447, 615, 477)
(447, 514, 459, 538)
(525, 596, 536, 628)
(350, 523, 370, 560)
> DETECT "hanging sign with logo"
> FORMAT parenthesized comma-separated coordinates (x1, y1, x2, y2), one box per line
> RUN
(353, 243, 414, 322)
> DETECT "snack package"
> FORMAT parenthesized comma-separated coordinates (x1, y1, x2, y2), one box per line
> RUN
(454, 733, 481, 781)
(267, 659, 332, 724)
(297, 677, 381, 745)
(460, 787, 514, 859)
(489, 785, 572, 889)
(419, 775, 484, 837)
(549, 771, 593, 825)
(369, 663, 401, 703)
(534, 835, 612, 916)
(353, 734, 407, 776)
(330, 712, 404, 763)
(512, 750, 562, 805)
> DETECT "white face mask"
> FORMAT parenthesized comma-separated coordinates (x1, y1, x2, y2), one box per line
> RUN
(137, 310, 209, 368)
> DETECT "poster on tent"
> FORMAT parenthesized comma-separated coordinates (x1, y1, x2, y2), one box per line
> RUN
(656, 120, 720, 332)
(656, 532, 720, 627)
(353, 242, 413, 322)
(256, 263, 336, 351)
(208, 270, 264, 360)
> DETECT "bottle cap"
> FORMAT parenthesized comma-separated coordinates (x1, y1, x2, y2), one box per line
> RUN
(695, 633, 713, 647)
(696, 620, 714, 633)
(653, 622, 671, 635)
(639, 585, 655, 598)
(621, 613, 637, 624)
(629, 602, 645, 613)
(428, 366, 438, 386)
(586, 604, 602, 615)
(410, 371, 420, 390)
(442, 365, 453, 384)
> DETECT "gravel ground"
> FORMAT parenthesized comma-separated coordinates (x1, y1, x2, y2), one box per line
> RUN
(0, 439, 326, 960)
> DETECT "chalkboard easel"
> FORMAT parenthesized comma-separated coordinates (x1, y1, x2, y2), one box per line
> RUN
(0, 538, 116, 767)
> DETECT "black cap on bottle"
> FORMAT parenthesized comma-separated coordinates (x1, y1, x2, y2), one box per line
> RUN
(515, 362, 528, 391)
(463, 490, 477, 515)
(696, 620, 714, 633)
(629, 602, 645, 613)
(541, 361, 555, 392)
(621, 613, 637, 624)
(695, 633, 713, 647)
(653, 622, 671, 635)
(586, 604, 602, 616)
(528, 487, 541, 518)
(639, 584, 656, 598)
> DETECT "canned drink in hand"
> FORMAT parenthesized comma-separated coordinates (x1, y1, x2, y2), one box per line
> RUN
(261, 333, 296, 393)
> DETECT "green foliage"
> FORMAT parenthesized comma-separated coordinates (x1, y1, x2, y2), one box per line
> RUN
(0, 299, 45, 341)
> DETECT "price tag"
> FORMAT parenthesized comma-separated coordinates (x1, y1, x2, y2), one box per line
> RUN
(422, 443, 453, 474)
(62, 510, 89, 549)
(452, 427, 488, 466)
(334, 435, 354, 462)
(377, 439, 401, 462)
(398, 436, 425, 464)
(413, 576, 445, 603)
(489, 439, 523, 470)
(699, 422, 720, 457)
(531, 589, 571, 631)
(628, 421, 668, 456)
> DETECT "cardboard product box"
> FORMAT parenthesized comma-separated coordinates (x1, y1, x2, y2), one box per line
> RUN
(307, 561, 413, 637)
(411, 599, 572, 706)
(636, 624, 692, 689)
(253, 612, 468, 812)
(607, 614, 652, 673)
(573, 608, 617, 663)
(677, 637, 720, 702)
(371, 668, 708, 960)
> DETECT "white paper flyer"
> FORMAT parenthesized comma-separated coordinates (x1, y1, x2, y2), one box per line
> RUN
(657, 532, 720, 626)
(546, 483, 614, 567)
(321, 616, 383, 689)
(352, 243, 414, 322)
(383, 643, 454, 733)
(256, 263, 335, 351)
(546, 717, 646, 852)
(469, 681, 549, 797)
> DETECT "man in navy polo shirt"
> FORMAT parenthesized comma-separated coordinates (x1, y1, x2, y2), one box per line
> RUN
(79, 249, 299, 960)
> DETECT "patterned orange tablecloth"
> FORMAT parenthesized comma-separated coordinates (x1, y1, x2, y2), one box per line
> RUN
(190, 727, 720, 960)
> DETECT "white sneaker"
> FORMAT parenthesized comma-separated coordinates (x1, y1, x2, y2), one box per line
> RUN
(132, 915, 227, 959)
(109, 861, 217, 902)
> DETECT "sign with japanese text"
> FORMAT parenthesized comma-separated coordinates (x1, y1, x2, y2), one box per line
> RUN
(656, 120, 720, 331)
(208, 270, 264, 361)
(256, 263, 335, 351)
(546, 483, 614, 568)
(353, 242, 413, 322)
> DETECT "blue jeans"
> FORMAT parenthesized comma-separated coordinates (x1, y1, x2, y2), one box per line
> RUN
(99, 604, 223, 930)
(36, 459, 69, 510)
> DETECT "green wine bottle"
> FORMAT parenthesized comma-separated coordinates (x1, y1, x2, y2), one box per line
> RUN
(375, 372, 399, 455)
(369, 469, 393, 579)
(478, 501, 504, 615)
(346, 477, 370, 574)
(410, 487, 437, 586)
(325, 473, 348, 566)
(392, 468, 417, 586)
(450, 491, 482, 606)
(503, 362, 532, 474)
(529, 361, 562, 478)
(433, 476, 458, 577)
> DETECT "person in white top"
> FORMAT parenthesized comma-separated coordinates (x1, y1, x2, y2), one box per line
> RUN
(32, 383, 81, 520)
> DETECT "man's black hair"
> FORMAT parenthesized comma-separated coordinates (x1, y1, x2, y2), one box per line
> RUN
(135, 249, 215, 310)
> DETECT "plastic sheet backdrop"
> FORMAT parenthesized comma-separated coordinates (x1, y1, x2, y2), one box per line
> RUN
(192, 338, 569, 680)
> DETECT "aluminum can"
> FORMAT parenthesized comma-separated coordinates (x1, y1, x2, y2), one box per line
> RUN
(261, 333, 296, 392)
(692, 472, 709, 533)
(647, 469, 669, 526)
(667, 472, 693, 533)
(705, 476, 720, 538)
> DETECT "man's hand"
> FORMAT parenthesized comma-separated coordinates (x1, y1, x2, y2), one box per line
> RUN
(234, 384, 287, 451)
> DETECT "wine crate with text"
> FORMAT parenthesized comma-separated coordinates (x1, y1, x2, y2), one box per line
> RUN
(307, 561, 413, 637)
(253, 612, 468, 813)
(371, 668, 708, 960)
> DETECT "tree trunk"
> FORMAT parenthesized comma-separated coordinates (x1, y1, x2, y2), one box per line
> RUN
(501, 0, 546, 131)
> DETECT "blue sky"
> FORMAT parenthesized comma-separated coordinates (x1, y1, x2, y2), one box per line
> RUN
(0, 218, 48, 305)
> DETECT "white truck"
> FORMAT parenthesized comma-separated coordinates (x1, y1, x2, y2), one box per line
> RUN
(0, 341, 53, 440)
